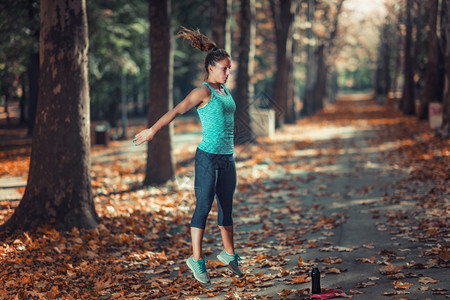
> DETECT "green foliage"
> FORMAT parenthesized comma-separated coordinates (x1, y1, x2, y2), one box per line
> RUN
(86, 0, 149, 121)
(0, 0, 39, 101)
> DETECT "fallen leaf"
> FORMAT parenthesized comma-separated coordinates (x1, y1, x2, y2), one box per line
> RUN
(326, 267, 343, 274)
(354, 281, 376, 288)
(383, 291, 410, 296)
(356, 256, 376, 263)
(291, 274, 309, 283)
(418, 276, 438, 284)
(388, 272, 406, 279)
(297, 256, 305, 267)
(379, 263, 402, 275)
(393, 280, 413, 290)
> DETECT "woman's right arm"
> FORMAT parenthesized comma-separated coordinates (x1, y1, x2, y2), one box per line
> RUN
(133, 87, 209, 145)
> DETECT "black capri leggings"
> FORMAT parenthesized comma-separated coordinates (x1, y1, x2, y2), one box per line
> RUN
(190, 147, 236, 229)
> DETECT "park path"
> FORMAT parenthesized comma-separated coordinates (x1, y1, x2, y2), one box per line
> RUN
(219, 94, 449, 299)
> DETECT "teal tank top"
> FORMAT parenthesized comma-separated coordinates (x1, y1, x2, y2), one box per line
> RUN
(196, 82, 236, 154)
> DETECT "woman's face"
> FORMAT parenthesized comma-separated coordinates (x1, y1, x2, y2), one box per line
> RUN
(208, 58, 231, 84)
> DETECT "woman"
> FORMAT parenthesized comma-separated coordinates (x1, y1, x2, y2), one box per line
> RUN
(133, 27, 243, 284)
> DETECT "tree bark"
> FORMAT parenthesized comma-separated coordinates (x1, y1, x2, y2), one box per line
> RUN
(401, 0, 416, 115)
(314, 44, 326, 111)
(441, 0, 450, 137)
(285, 31, 296, 124)
(211, 0, 231, 54)
(145, 0, 174, 185)
(269, 0, 294, 128)
(235, 0, 255, 144)
(302, 0, 316, 117)
(381, 23, 392, 96)
(420, 0, 439, 120)
(375, 22, 392, 98)
(312, 0, 344, 113)
(19, 73, 27, 125)
(1, 0, 98, 233)
(391, 19, 402, 97)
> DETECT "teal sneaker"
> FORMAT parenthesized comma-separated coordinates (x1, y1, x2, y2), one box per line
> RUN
(217, 250, 244, 277)
(186, 256, 210, 284)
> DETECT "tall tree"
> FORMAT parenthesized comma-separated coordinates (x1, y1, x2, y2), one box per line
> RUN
(392, 3, 403, 97)
(234, 0, 256, 144)
(286, 3, 301, 123)
(401, 0, 416, 115)
(211, 0, 232, 54)
(313, 0, 344, 112)
(269, 0, 295, 127)
(1, 0, 98, 232)
(419, 0, 440, 120)
(375, 20, 392, 98)
(145, 0, 174, 185)
(302, 0, 316, 117)
(441, 0, 450, 137)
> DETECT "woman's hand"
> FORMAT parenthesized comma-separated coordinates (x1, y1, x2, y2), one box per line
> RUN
(132, 87, 208, 146)
(133, 128, 155, 146)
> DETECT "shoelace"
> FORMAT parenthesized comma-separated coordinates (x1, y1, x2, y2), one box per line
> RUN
(233, 253, 242, 263)
(196, 258, 207, 273)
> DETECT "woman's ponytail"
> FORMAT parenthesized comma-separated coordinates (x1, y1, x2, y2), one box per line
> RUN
(177, 26, 230, 74)
(177, 26, 217, 52)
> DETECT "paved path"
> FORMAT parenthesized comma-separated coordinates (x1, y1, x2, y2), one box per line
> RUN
(225, 96, 449, 299)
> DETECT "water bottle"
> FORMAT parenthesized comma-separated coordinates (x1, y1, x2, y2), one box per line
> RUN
(311, 266, 321, 294)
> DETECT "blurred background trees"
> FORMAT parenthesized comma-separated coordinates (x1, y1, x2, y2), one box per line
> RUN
(1, 0, 449, 183)
(87, 0, 149, 132)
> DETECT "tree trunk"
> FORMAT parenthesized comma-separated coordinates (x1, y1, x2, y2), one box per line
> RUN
(376, 22, 392, 98)
(1, 0, 98, 233)
(401, 0, 415, 115)
(120, 72, 127, 139)
(374, 58, 383, 97)
(420, 0, 439, 120)
(235, 0, 255, 144)
(318, 0, 344, 110)
(269, 0, 294, 128)
(314, 44, 326, 112)
(145, 0, 174, 185)
(390, 7, 404, 98)
(285, 35, 296, 124)
(441, 0, 450, 137)
(412, 0, 424, 115)
(287, 3, 302, 123)
(391, 24, 402, 97)
(19, 73, 27, 125)
(211, 0, 231, 54)
(302, 0, 316, 117)
(381, 25, 392, 96)
(328, 69, 338, 103)
(1, 78, 11, 124)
